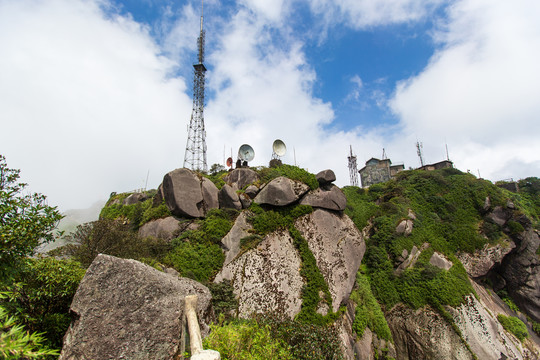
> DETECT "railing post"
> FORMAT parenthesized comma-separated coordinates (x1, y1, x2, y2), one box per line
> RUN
(184, 295, 220, 360)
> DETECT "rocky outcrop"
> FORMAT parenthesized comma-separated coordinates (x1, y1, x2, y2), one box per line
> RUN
(429, 252, 453, 270)
(59, 254, 213, 360)
(244, 185, 259, 199)
(219, 211, 253, 268)
(499, 228, 540, 322)
(123, 192, 149, 205)
(254, 176, 309, 206)
(223, 168, 260, 190)
(449, 295, 525, 360)
(162, 168, 219, 218)
(214, 230, 304, 319)
(387, 304, 474, 360)
(395, 219, 413, 236)
(299, 184, 347, 211)
(218, 184, 242, 210)
(458, 240, 515, 278)
(295, 210, 365, 312)
(316, 169, 336, 185)
(138, 216, 181, 241)
(395, 244, 429, 275)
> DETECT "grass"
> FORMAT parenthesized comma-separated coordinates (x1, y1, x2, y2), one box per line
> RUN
(497, 314, 529, 341)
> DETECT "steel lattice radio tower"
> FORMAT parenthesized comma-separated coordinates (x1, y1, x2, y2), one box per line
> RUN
(183, 0, 208, 172)
(348, 145, 359, 187)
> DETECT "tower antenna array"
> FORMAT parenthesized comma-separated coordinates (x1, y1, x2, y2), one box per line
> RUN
(416, 141, 425, 167)
(183, 0, 208, 172)
(348, 145, 359, 187)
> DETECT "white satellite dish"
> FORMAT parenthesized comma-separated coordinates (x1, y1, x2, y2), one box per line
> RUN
(238, 144, 255, 162)
(272, 139, 287, 157)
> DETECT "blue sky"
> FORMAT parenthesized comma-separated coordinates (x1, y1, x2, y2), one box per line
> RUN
(1, 0, 539, 210)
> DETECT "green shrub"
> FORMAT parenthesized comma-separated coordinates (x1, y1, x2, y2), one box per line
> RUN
(203, 319, 294, 360)
(248, 204, 313, 235)
(207, 281, 238, 320)
(289, 226, 335, 325)
(164, 241, 224, 283)
(256, 165, 319, 190)
(260, 315, 344, 360)
(99, 198, 153, 230)
(2, 257, 85, 349)
(140, 202, 171, 225)
(532, 320, 540, 336)
(507, 220, 524, 235)
(497, 314, 529, 341)
(350, 272, 392, 341)
(0, 303, 59, 359)
(342, 186, 379, 230)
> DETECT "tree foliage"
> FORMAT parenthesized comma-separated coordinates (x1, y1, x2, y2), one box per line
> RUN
(0, 155, 63, 280)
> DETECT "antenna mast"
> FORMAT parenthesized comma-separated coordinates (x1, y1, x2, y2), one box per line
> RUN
(348, 145, 359, 187)
(416, 141, 425, 167)
(183, 0, 208, 172)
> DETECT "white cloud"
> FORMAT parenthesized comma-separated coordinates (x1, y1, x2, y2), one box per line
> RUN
(0, 0, 191, 209)
(390, 0, 540, 181)
(307, 0, 444, 29)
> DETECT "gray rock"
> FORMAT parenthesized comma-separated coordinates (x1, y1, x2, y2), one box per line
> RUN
(299, 184, 347, 211)
(244, 185, 259, 199)
(487, 206, 511, 226)
(254, 176, 309, 206)
(500, 228, 540, 322)
(429, 252, 453, 270)
(395, 219, 413, 236)
(59, 254, 213, 360)
(223, 168, 260, 190)
(201, 177, 219, 210)
(162, 168, 204, 218)
(506, 199, 516, 209)
(218, 184, 242, 210)
(123, 192, 149, 205)
(457, 240, 515, 278)
(238, 193, 252, 209)
(295, 209, 366, 312)
(138, 216, 181, 241)
(153, 183, 165, 207)
(395, 244, 429, 275)
(387, 304, 473, 360)
(316, 169, 336, 185)
(214, 230, 304, 319)
(408, 209, 417, 220)
(219, 211, 253, 268)
(483, 196, 491, 212)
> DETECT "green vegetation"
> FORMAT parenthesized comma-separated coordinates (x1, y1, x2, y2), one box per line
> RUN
(342, 186, 378, 230)
(532, 320, 540, 336)
(255, 164, 319, 190)
(2, 258, 85, 349)
(350, 271, 392, 341)
(207, 280, 238, 320)
(203, 166, 228, 189)
(0, 155, 63, 281)
(163, 209, 235, 283)
(248, 203, 313, 235)
(203, 319, 294, 360)
(56, 219, 170, 268)
(289, 226, 337, 325)
(0, 302, 59, 359)
(497, 314, 529, 341)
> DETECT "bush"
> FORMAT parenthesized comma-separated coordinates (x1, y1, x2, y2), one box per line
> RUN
(203, 319, 294, 360)
(164, 241, 224, 283)
(0, 303, 59, 359)
(248, 204, 313, 235)
(140, 202, 171, 225)
(257, 165, 319, 190)
(2, 257, 85, 349)
(207, 281, 238, 320)
(497, 314, 529, 341)
(350, 272, 392, 341)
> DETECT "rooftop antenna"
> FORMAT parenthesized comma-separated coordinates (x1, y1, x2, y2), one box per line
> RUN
(445, 143, 450, 161)
(293, 147, 297, 166)
(382, 148, 387, 160)
(144, 170, 149, 191)
(348, 145, 359, 187)
(416, 141, 425, 167)
(183, 0, 208, 172)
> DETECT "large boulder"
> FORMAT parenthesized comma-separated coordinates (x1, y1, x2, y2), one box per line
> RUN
(457, 240, 515, 278)
(162, 168, 218, 218)
(123, 192, 149, 205)
(223, 168, 260, 190)
(214, 230, 304, 319)
(299, 184, 347, 211)
(387, 304, 473, 360)
(295, 209, 366, 312)
(316, 169, 336, 185)
(138, 216, 181, 241)
(59, 254, 213, 360)
(499, 228, 540, 322)
(219, 211, 253, 268)
(218, 184, 242, 210)
(254, 176, 309, 206)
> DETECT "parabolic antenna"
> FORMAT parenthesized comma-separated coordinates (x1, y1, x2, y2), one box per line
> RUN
(226, 157, 233, 168)
(272, 139, 287, 157)
(238, 144, 255, 162)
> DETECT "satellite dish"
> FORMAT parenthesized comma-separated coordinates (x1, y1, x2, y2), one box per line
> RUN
(272, 139, 287, 157)
(238, 144, 255, 162)
(226, 157, 233, 168)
